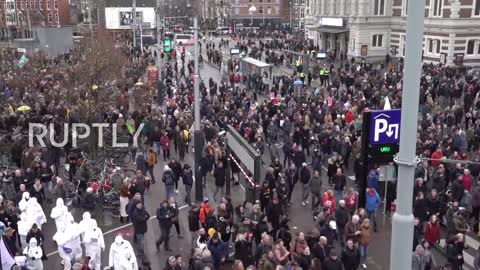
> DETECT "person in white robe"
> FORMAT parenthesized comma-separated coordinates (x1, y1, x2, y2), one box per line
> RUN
(108, 235, 138, 270)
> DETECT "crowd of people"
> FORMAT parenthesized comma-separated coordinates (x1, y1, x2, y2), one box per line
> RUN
(1, 26, 480, 270)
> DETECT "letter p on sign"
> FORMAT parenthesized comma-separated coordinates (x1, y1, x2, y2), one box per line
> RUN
(374, 119, 388, 142)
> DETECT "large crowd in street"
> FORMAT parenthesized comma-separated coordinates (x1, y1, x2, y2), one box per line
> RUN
(1, 28, 480, 270)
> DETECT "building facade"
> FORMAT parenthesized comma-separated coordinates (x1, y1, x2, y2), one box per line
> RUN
(228, 0, 290, 30)
(103, 0, 155, 32)
(306, 0, 480, 66)
(0, 0, 71, 40)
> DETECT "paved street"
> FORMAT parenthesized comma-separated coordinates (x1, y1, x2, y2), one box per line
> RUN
(39, 45, 392, 269)
(38, 39, 480, 270)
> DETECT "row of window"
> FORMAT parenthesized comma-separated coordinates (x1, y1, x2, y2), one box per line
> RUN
(403, 0, 480, 17)
(310, 0, 480, 17)
(3, 1, 59, 11)
(367, 34, 480, 57)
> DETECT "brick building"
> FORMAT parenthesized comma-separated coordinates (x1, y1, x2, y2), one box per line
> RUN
(306, 0, 480, 66)
(228, 0, 290, 30)
(0, 0, 71, 40)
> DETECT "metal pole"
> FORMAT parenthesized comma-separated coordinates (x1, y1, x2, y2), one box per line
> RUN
(390, 0, 425, 269)
(132, 0, 136, 48)
(88, 0, 93, 41)
(156, 0, 162, 82)
(193, 17, 204, 202)
(26, 8, 31, 38)
(140, 21, 144, 54)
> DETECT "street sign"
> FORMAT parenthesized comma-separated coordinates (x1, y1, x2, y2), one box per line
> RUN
(163, 39, 172, 53)
(17, 48, 26, 53)
(141, 22, 151, 29)
(369, 109, 401, 145)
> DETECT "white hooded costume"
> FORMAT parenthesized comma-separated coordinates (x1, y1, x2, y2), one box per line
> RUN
(81, 212, 105, 270)
(18, 192, 30, 213)
(50, 198, 72, 231)
(17, 212, 34, 248)
(23, 238, 43, 270)
(26, 197, 47, 229)
(53, 215, 83, 270)
(108, 235, 138, 270)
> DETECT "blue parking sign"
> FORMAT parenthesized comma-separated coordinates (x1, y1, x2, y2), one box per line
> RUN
(369, 109, 402, 145)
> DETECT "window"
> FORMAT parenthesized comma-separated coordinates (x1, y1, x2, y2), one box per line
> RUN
(54, 0, 58, 9)
(374, 0, 385, 15)
(48, 13, 52, 22)
(350, 38, 355, 51)
(39, 1, 43, 9)
(427, 38, 441, 55)
(402, 0, 408, 16)
(430, 0, 442, 17)
(267, 7, 272, 14)
(34, 1, 37, 9)
(475, 0, 480, 16)
(372, 34, 384, 47)
(47, 0, 50, 9)
(467, 40, 480, 55)
(301, 10, 305, 18)
(259, 7, 263, 14)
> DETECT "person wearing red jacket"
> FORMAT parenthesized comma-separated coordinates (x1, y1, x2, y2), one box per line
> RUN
(345, 189, 358, 215)
(323, 190, 336, 213)
(431, 148, 444, 167)
(463, 169, 472, 192)
(424, 215, 441, 246)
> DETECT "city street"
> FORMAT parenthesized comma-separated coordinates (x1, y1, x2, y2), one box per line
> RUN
(40, 43, 399, 269)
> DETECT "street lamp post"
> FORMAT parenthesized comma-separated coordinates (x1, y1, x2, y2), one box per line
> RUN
(248, 5, 256, 32)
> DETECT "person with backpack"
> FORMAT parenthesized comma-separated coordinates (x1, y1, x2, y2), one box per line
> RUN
(199, 198, 212, 229)
(162, 165, 176, 200)
(147, 148, 157, 184)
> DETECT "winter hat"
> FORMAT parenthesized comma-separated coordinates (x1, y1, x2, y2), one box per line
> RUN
(164, 165, 171, 171)
(168, 256, 176, 264)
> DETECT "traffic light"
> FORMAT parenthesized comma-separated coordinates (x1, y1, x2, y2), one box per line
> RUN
(163, 39, 172, 53)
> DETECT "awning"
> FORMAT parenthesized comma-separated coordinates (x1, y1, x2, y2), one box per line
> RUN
(241, 57, 272, 68)
(310, 26, 349, 34)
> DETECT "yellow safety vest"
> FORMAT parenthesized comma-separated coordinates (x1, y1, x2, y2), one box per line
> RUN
(300, 72, 305, 78)
(296, 60, 301, 67)
(320, 70, 325, 76)
(324, 70, 330, 75)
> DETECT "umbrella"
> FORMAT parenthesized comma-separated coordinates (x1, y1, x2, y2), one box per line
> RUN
(293, 80, 304, 86)
(135, 82, 144, 86)
(16, 105, 31, 112)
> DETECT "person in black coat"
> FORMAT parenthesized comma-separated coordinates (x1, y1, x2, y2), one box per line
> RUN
(183, 165, 194, 205)
(213, 162, 226, 201)
(336, 200, 350, 248)
(26, 224, 48, 261)
(156, 200, 174, 251)
(266, 196, 282, 241)
(82, 188, 96, 212)
(312, 236, 330, 264)
(188, 205, 200, 248)
(341, 239, 361, 270)
(446, 233, 467, 270)
(234, 233, 253, 267)
(413, 192, 429, 223)
(323, 250, 343, 270)
(320, 220, 338, 246)
(130, 201, 150, 257)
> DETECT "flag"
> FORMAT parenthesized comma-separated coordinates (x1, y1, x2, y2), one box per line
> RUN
(18, 55, 29, 68)
(0, 237, 16, 269)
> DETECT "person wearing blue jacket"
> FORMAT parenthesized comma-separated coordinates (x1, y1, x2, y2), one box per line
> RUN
(207, 232, 228, 270)
(366, 187, 380, 232)
(367, 168, 380, 192)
